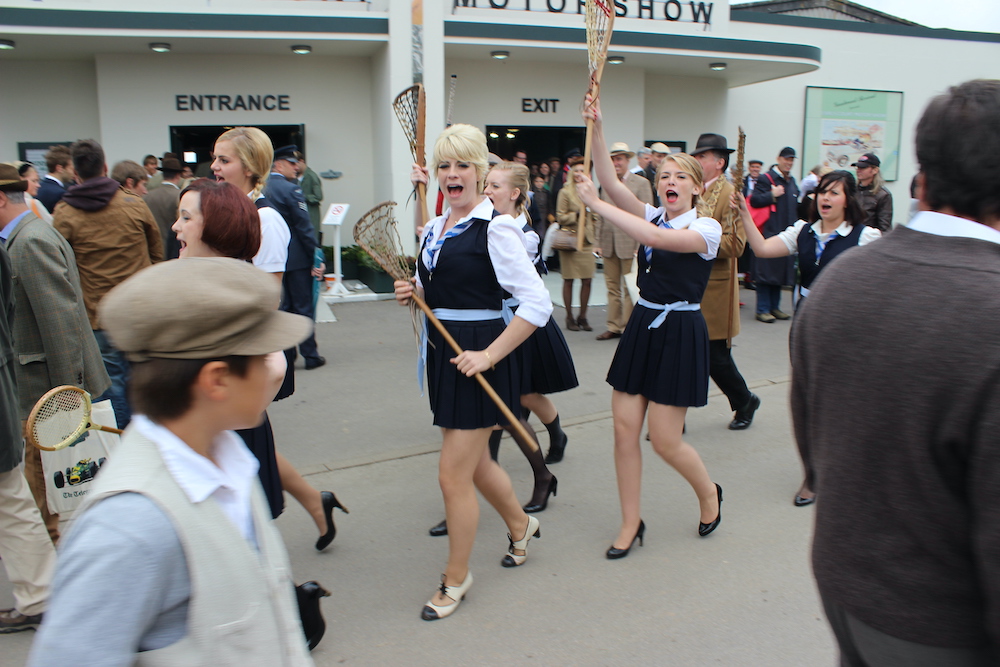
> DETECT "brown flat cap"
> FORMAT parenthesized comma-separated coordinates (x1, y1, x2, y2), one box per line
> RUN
(0, 163, 29, 192)
(99, 257, 312, 362)
(649, 142, 671, 155)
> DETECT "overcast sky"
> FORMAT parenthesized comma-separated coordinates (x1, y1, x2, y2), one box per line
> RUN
(743, 0, 1000, 33)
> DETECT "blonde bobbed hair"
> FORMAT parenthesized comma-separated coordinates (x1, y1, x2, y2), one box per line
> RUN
(489, 161, 532, 222)
(655, 152, 704, 207)
(433, 124, 489, 191)
(216, 127, 274, 199)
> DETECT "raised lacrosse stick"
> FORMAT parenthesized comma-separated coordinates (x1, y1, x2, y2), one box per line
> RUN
(393, 84, 429, 233)
(731, 127, 747, 196)
(577, 0, 616, 250)
(26, 385, 122, 452)
(354, 201, 538, 451)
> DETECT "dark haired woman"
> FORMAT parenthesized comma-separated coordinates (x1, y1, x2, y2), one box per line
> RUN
(737, 169, 882, 506)
(174, 176, 347, 549)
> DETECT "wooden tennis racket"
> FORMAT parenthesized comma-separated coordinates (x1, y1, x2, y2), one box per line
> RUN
(26, 385, 122, 452)
(354, 202, 539, 452)
(577, 0, 616, 250)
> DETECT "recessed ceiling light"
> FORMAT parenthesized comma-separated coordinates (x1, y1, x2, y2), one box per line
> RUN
(149, 43, 171, 53)
(608, 56, 625, 65)
(0, 39, 15, 51)
(291, 45, 312, 55)
(491, 51, 510, 60)
(709, 62, 727, 71)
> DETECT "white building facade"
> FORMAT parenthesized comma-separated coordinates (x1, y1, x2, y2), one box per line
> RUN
(1, 0, 997, 234)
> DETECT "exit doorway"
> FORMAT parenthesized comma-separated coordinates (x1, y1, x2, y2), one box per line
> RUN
(169, 124, 305, 177)
(486, 125, 586, 168)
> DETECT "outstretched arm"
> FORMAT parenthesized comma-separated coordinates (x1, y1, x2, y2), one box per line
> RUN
(583, 94, 647, 219)
(576, 173, 707, 255)
(731, 192, 792, 258)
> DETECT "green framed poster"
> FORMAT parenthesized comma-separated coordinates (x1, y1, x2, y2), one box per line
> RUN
(802, 87, 903, 182)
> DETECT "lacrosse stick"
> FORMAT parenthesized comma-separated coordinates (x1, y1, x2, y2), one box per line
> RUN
(577, 0, 616, 250)
(26, 385, 122, 452)
(446, 74, 457, 127)
(354, 202, 539, 451)
(731, 127, 746, 196)
(393, 84, 429, 233)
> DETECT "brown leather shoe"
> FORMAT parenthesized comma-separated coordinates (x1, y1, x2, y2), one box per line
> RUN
(577, 317, 592, 331)
(596, 330, 622, 340)
(565, 316, 579, 331)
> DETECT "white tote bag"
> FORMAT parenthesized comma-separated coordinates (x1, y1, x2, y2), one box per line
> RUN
(41, 399, 121, 515)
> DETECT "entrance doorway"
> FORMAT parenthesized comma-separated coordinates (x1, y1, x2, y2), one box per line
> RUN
(486, 125, 586, 170)
(169, 124, 305, 177)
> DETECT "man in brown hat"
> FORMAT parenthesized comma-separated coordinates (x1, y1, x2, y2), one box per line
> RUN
(691, 133, 760, 430)
(0, 167, 58, 634)
(144, 154, 185, 259)
(0, 163, 110, 544)
(595, 142, 653, 340)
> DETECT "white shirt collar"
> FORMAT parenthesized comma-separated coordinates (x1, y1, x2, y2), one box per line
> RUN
(131, 415, 260, 544)
(907, 210, 1000, 245)
(44, 174, 63, 185)
(437, 196, 494, 229)
(810, 220, 853, 238)
(658, 206, 698, 230)
(703, 175, 719, 190)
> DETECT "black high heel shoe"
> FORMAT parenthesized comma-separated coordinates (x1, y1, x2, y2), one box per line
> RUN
(523, 476, 558, 513)
(544, 431, 568, 464)
(606, 520, 645, 560)
(698, 484, 723, 537)
(315, 491, 349, 551)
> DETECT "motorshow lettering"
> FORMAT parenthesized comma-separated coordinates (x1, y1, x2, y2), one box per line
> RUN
(175, 94, 291, 112)
(454, 0, 714, 24)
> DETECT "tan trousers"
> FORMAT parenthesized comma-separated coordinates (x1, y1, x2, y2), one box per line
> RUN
(602, 255, 633, 334)
(23, 425, 59, 543)
(0, 465, 56, 616)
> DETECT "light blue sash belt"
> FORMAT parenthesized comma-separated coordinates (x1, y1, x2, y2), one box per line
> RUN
(418, 308, 503, 391)
(501, 298, 519, 325)
(799, 285, 811, 298)
(636, 297, 700, 329)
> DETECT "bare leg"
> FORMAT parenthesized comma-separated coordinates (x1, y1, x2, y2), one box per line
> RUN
(521, 393, 557, 424)
(647, 403, 719, 523)
(611, 390, 647, 549)
(472, 445, 531, 534)
(276, 451, 325, 533)
(432, 427, 491, 605)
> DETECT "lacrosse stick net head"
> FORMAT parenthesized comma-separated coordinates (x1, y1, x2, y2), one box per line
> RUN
(586, 0, 614, 76)
(353, 201, 422, 345)
(26, 385, 93, 451)
(393, 84, 426, 167)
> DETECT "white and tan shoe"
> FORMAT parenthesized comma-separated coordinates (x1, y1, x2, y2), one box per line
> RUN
(420, 572, 472, 621)
(501, 515, 540, 567)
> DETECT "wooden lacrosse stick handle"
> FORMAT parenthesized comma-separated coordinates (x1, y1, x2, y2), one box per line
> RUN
(577, 72, 605, 251)
(416, 182, 429, 231)
(410, 292, 539, 451)
(92, 423, 123, 435)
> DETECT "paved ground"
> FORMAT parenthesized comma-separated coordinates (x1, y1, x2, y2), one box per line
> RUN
(2, 283, 837, 666)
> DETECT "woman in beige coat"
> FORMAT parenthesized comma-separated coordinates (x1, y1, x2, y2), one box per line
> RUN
(555, 155, 598, 331)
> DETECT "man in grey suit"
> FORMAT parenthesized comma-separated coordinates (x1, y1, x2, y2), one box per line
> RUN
(0, 164, 110, 543)
(595, 142, 653, 340)
(143, 154, 184, 259)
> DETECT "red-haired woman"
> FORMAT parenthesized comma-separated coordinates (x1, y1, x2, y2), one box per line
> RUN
(173, 178, 347, 549)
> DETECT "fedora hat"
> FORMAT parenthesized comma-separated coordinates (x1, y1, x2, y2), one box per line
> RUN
(158, 153, 184, 173)
(0, 164, 29, 192)
(608, 142, 635, 159)
(691, 133, 735, 156)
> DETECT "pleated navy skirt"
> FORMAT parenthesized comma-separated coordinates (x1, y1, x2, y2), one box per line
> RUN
(427, 318, 521, 430)
(521, 315, 579, 395)
(236, 412, 285, 519)
(606, 304, 710, 407)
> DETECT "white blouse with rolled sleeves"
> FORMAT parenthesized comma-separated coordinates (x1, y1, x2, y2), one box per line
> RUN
(642, 205, 722, 261)
(251, 198, 291, 274)
(416, 197, 552, 328)
(775, 219, 882, 255)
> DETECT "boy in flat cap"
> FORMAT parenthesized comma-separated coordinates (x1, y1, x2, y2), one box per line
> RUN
(29, 258, 315, 666)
